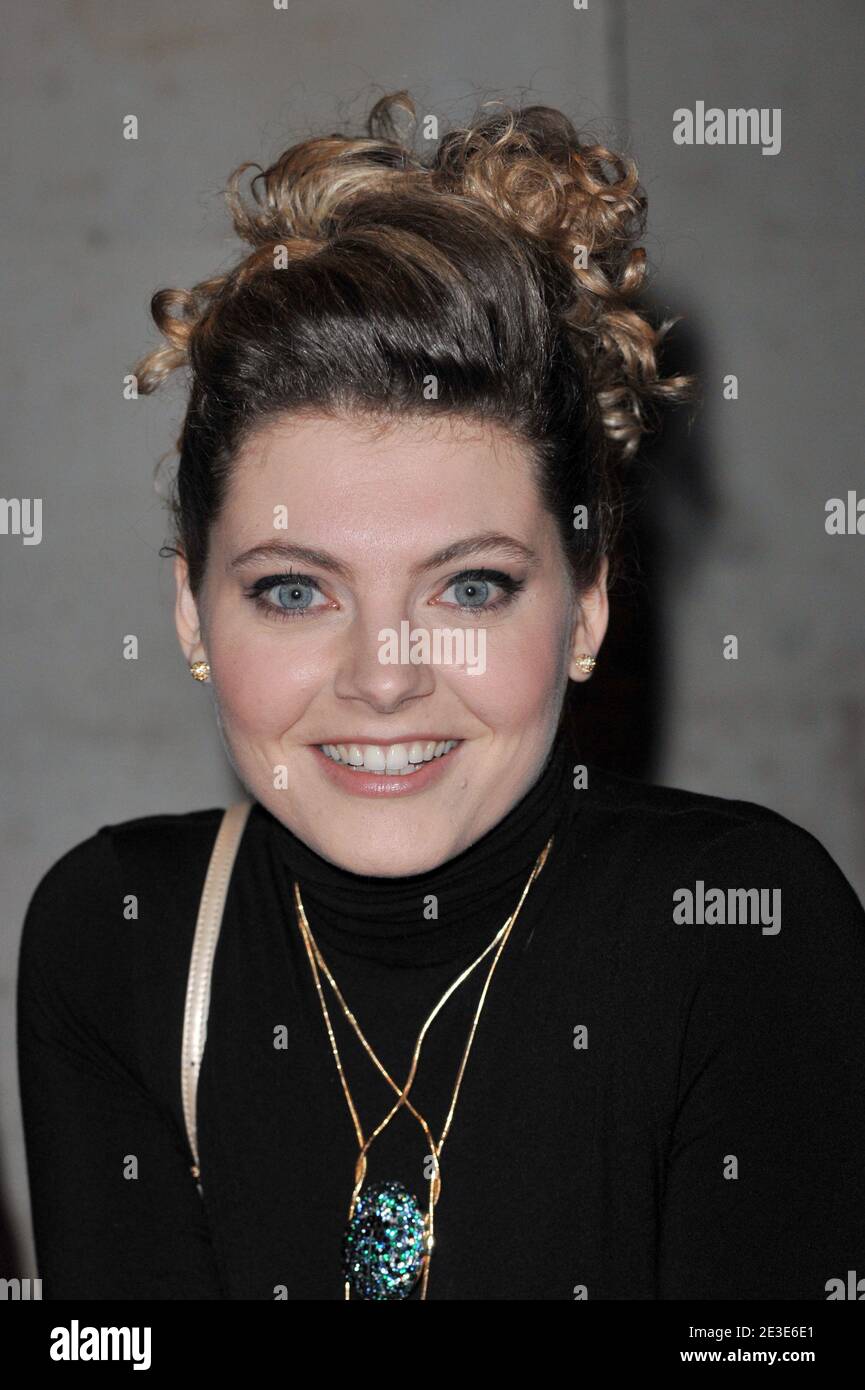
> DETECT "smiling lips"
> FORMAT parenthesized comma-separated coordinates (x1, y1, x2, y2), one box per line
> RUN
(318, 739, 461, 775)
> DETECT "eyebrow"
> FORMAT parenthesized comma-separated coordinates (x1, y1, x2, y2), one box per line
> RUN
(229, 533, 542, 580)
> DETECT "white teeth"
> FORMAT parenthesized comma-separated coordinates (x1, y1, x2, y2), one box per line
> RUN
(319, 739, 459, 773)
(385, 744, 408, 772)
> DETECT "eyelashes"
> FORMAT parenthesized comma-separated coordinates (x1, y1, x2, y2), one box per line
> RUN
(244, 567, 526, 623)
(245, 572, 327, 621)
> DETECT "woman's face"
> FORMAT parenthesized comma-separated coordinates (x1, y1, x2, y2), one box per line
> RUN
(175, 411, 608, 875)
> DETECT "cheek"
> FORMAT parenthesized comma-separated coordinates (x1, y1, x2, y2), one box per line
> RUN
(205, 613, 325, 735)
(447, 610, 567, 727)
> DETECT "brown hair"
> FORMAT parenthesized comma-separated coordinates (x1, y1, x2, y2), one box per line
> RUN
(134, 91, 695, 600)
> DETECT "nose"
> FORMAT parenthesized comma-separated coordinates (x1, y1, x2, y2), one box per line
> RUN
(332, 607, 437, 712)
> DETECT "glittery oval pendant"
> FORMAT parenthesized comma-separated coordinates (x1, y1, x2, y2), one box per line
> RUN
(341, 1179, 427, 1300)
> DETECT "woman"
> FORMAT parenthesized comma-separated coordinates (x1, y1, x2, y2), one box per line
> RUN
(17, 92, 865, 1301)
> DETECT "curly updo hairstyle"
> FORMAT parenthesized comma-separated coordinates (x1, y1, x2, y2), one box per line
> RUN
(134, 91, 695, 603)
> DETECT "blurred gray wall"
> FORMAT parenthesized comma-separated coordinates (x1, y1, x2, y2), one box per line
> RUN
(2, 0, 862, 1280)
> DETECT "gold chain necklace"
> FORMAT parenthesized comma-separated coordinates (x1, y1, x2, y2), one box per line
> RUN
(292, 832, 555, 1300)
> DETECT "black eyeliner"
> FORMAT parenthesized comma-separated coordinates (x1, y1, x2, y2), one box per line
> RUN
(243, 565, 527, 620)
(246, 570, 317, 594)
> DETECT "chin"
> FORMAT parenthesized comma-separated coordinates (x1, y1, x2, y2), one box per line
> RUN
(301, 811, 464, 872)
(318, 837, 456, 878)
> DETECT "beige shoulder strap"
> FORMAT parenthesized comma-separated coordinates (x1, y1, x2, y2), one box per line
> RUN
(181, 800, 253, 1187)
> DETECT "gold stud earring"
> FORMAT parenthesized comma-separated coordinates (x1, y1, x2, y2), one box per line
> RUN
(189, 660, 211, 682)
(574, 653, 597, 675)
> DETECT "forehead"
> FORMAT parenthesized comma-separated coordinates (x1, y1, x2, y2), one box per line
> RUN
(219, 410, 543, 523)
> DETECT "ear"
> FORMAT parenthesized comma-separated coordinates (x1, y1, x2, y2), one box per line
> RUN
(568, 555, 610, 681)
(173, 553, 206, 666)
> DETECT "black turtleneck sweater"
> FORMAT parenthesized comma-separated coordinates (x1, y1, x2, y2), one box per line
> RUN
(17, 736, 865, 1300)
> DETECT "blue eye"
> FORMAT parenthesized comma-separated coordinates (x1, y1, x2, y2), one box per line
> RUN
(442, 577, 492, 608)
(438, 569, 524, 613)
(244, 566, 525, 623)
(272, 581, 318, 612)
(246, 573, 327, 620)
